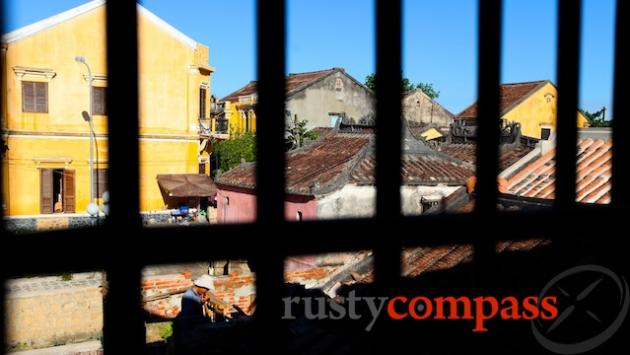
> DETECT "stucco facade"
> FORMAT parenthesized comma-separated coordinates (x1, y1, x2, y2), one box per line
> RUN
(2, 1, 213, 215)
(402, 89, 454, 130)
(284, 70, 374, 130)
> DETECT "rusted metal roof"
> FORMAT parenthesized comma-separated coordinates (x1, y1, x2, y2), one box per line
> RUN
(220, 68, 340, 103)
(503, 138, 612, 203)
(156, 174, 217, 197)
(457, 80, 549, 118)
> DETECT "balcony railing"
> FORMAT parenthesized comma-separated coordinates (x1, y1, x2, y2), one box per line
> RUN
(199, 118, 229, 137)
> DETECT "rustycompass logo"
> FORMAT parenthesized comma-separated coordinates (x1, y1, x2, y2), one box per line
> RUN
(532, 265, 629, 354)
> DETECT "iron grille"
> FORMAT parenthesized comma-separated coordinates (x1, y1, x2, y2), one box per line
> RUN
(1, 0, 628, 354)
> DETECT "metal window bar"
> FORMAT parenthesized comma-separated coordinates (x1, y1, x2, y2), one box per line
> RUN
(0, 0, 627, 354)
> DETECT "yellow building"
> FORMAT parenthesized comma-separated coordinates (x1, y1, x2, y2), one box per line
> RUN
(457, 80, 589, 140)
(2, 0, 214, 215)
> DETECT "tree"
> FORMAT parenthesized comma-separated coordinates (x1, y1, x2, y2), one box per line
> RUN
(583, 107, 611, 128)
(213, 131, 257, 173)
(285, 117, 319, 151)
(364, 73, 439, 98)
(415, 82, 440, 100)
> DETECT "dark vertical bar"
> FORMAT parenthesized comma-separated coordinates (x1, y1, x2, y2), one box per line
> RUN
(555, 0, 581, 209)
(474, 0, 502, 283)
(103, 1, 144, 354)
(553, 0, 582, 268)
(612, 0, 629, 207)
(1, 0, 6, 351)
(255, 0, 286, 353)
(374, 0, 402, 289)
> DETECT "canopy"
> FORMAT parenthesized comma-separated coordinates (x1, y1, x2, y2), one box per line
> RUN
(156, 174, 217, 197)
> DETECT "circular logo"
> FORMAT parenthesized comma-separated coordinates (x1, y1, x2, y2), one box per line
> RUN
(532, 265, 629, 354)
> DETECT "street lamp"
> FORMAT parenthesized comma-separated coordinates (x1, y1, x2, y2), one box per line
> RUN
(75, 56, 98, 217)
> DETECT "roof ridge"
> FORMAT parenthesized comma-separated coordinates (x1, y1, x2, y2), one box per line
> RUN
(2, 0, 198, 48)
(288, 68, 339, 76)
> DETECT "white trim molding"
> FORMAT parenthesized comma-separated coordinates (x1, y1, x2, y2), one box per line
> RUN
(13, 66, 57, 80)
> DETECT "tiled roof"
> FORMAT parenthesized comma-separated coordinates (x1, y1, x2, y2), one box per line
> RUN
(503, 138, 612, 204)
(436, 144, 534, 171)
(220, 68, 339, 103)
(457, 80, 549, 118)
(216, 133, 372, 195)
(350, 153, 474, 186)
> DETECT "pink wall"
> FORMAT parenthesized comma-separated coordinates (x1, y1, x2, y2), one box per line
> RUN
(216, 187, 317, 223)
(216, 188, 257, 224)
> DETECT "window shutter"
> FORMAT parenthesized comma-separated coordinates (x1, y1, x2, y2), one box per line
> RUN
(93, 87, 107, 115)
(200, 87, 207, 118)
(93, 169, 108, 198)
(22, 82, 35, 112)
(63, 169, 76, 213)
(40, 169, 53, 214)
(36, 82, 48, 112)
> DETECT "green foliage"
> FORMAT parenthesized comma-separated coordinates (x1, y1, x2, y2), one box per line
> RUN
(415, 82, 440, 99)
(364, 73, 439, 98)
(213, 131, 257, 172)
(157, 322, 174, 340)
(583, 107, 611, 127)
(285, 119, 319, 150)
(61, 273, 73, 281)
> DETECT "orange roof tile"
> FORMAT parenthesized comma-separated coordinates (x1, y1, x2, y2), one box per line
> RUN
(504, 138, 612, 204)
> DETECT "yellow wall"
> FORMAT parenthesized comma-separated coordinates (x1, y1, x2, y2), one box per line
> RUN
(2, 4, 212, 215)
(502, 82, 589, 139)
(223, 101, 257, 138)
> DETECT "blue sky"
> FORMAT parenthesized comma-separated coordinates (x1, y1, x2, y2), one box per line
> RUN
(3, 0, 616, 116)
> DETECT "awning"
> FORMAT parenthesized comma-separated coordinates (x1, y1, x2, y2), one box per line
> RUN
(157, 174, 217, 197)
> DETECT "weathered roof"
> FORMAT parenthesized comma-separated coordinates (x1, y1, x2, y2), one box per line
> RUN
(502, 138, 612, 203)
(457, 80, 550, 118)
(216, 133, 372, 196)
(220, 68, 360, 103)
(436, 143, 534, 171)
(350, 153, 474, 186)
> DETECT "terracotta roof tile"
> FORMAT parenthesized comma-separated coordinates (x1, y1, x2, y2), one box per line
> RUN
(436, 144, 534, 170)
(216, 133, 371, 195)
(458, 81, 548, 118)
(505, 138, 612, 204)
(220, 68, 338, 103)
(350, 153, 474, 186)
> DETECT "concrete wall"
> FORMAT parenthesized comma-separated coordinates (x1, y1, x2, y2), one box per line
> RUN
(286, 71, 374, 130)
(402, 90, 454, 129)
(216, 188, 256, 223)
(315, 184, 461, 219)
(5, 277, 103, 351)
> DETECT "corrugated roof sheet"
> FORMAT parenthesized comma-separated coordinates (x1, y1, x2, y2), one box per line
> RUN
(220, 68, 339, 103)
(458, 80, 548, 118)
(503, 138, 612, 204)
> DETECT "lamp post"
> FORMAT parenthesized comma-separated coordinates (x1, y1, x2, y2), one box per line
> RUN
(75, 56, 98, 216)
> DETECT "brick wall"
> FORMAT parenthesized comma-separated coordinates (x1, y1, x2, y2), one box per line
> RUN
(5, 285, 103, 350)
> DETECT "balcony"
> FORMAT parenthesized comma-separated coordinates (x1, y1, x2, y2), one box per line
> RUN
(199, 117, 229, 139)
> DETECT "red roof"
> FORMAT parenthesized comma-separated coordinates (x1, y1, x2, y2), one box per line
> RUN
(220, 68, 341, 103)
(457, 80, 549, 118)
(502, 138, 612, 204)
